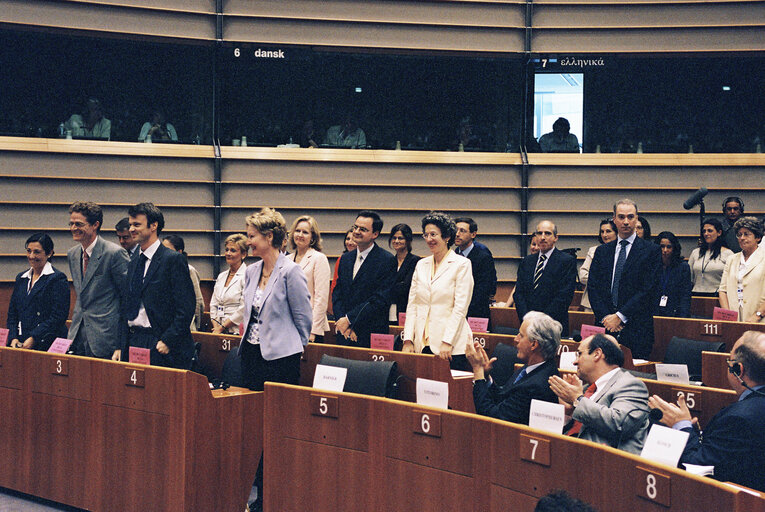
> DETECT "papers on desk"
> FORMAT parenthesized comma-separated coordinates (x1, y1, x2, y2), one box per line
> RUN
(640, 424, 689, 467)
(528, 399, 565, 434)
(47, 337, 73, 354)
(276, 143, 300, 148)
(313, 364, 347, 392)
(416, 378, 449, 410)
(682, 463, 715, 477)
(450, 369, 473, 378)
(632, 358, 649, 365)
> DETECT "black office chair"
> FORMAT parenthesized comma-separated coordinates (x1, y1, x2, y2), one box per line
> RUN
(221, 349, 245, 388)
(319, 355, 400, 398)
(664, 336, 727, 382)
(492, 325, 520, 336)
(488, 343, 520, 387)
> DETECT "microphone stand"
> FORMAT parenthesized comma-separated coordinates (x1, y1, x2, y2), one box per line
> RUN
(698, 199, 706, 233)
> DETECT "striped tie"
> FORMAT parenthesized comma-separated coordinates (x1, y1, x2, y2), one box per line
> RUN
(533, 254, 547, 289)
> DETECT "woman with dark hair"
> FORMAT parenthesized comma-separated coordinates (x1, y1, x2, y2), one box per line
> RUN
(162, 234, 205, 330)
(579, 219, 618, 311)
(388, 223, 420, 322)
(655, 231, 692, 318)
(6, 233, 69, 350)
(687, 218, 733, 296)
(636, 216, 652, 241)
(719, 217, 765, 323)
(402, 212, 474, 370)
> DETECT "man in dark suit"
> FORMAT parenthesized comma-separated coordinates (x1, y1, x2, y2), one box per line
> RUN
(649, 330, 765, 492)
(587, 199, 661, 359)
(513, 220, 576, 337)
(332, 210, 396, 347)
(466, 311, 561, 424)
(454, 217, 497, 321)
(123, 202, 196, 369)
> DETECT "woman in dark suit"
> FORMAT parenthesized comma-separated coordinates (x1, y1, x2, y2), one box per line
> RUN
(6, 233, 69, 350)
(388, 223, 420, 323)
(654, 231, 692, 318)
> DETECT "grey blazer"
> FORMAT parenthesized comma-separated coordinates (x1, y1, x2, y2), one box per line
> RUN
(67, 236, 129, 357)
(571, 368, 650, 454)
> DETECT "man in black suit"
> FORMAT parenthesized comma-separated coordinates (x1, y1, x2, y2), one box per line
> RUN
(513, 220, 576, 337)
(588, 199, 661, 359)
(123, 202, 196, 368)
(466, 311, 561, 424)
(332, 210, 396, 347)
(454, 217, 497, 321)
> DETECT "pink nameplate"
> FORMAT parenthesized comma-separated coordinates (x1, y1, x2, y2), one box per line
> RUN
(370, 333, 395, 351)
(398, 312, 406, 326)
(579, 324, 606, 339)
(47, 338, 73, 354)
(0, 328, 8, 345)
(129, 347, 151, 365)
(467, 317, 489, 333)
(712, 307, 738, 322)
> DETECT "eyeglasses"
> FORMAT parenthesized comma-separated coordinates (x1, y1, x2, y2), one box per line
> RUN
(68, 221, 89, 228)
(736, 231, 754, 239)
(422, 232, 441, 240)
(351, 225, 369, 233)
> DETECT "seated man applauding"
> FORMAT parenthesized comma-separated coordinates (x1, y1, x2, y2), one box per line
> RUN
(649, 331, 765, 492)
(467, 311, 560, 425)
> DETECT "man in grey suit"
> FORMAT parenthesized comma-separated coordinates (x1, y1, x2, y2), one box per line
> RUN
(548, 333, 649, 454)
(67, 201, 129, 360)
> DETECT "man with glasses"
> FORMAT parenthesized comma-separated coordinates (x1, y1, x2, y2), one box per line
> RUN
(721, 196, 744, 253)
(649, 331, 765, 491)
(332, 210, 396, 347)
(67, 201, 129, 359)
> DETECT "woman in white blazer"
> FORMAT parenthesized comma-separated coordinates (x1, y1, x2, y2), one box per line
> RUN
(719, 217, 765, 323)
(403, 211, 474, 371)
(210, 233, 247, 335)
(287, 215, 331, 341)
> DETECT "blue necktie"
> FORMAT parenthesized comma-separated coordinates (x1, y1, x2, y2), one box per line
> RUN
(512, 367, 527, 384)
(611, 239, 629, 307)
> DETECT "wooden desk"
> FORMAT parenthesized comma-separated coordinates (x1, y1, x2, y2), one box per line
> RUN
(192, 330, 241, 380)
(641, 378, 737, 429)
(702, 351, 734, 391)
(691, 295, 720, 319)
(0, 348, 261, 512)
(651, 316, 765, 362)
(490, 307, 596, 334)
(264, 383, 765, 512)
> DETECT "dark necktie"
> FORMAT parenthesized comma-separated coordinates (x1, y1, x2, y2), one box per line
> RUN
(533, 254, 547, 289)
(126, 253, 148, 320)
(567, 382, 598, 436)
(611, 239, 629, 307)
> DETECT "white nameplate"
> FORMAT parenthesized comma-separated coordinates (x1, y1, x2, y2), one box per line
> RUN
(528, 399, 565, 434)
(312, 364, 347, 392)
(416, 377, 449, 410)
(640, 424, 690, 467)
(559, 351, 577, 371)
(655, 363, 690, 385)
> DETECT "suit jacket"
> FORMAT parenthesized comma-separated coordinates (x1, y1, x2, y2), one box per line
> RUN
(6, 265, 69, 350)
(237, 253, 312, 361)
(571, 369, 650, 454)
(68, 236, 129, 357)
(514, 247, 577, 336)
(332, 243, 396, 347)
(403, 250, 474, 355)
(719, 247, 765, 322)
(210, 263, 247, 334)
(124, 243, 196, 366)
(460, 244, 497, 321)
(472, 358, 559, 424)
(392, 252, 421, 315)
(289, 248, 331, 336)
(679, 392, 765, 491)
(588, 237, 661, 358)
(656, 261, 692, 318)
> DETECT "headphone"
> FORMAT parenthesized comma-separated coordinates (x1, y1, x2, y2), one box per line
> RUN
(728, 360, 742, 378)
(722, 196, 744, 215)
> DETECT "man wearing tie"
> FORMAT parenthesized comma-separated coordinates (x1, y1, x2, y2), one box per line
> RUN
(513, 220, 577, 337)
(123, 202, 196, 368)
(466, 311, 560, 424)
(67, 201, 129, 360)
(587, 199, 661, 358)
(454, 217, 497, 321)
(332, 210, 396, 347)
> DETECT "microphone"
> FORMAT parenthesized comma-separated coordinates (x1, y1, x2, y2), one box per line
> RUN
(683, 187, 708, 210)
(649, 408, 663, 423)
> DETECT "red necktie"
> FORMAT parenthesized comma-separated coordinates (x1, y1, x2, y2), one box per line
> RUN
(82, 251, 89, 275)
(567, 383, 597, 436)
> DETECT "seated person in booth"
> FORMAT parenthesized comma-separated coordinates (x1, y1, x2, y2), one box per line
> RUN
(138, 110, 178, 142)
(649, 331, 765, 492)
(579, 219, 617, 312)
(587, 199, 661, 359)
(324, 113, 366, 148)
(513, 220, 577, 337)
(538, 117, 579, 153)
(64, 97, 111, 139)
(454, 217, 497, 322)
(549, 333, 650, 454)
(402, 211, 474, 371)
(162, 235, 204, 331)
(466, 311, 561, 424)
(388, 223, 420, 323)
(210, 234, 248, 335)
(720, 196, 744, 253)
(6, 233, 69, 350)
(123, 203, 196, 368)
(654, 231, 692, 318)
(332, 210, 396, 347)
(687, 218, 733, 297)
(115, 217, 139, 257)
(718, 217, 765, 323)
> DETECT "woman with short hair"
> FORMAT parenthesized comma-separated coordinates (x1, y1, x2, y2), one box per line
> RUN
(210, 233, 248, 335)
(719, 217, 765, 323)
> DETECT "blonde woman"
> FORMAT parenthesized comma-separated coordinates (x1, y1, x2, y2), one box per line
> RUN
(210, 233, 247, 334)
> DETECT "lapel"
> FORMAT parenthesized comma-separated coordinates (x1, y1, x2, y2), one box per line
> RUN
(26, 272, 50, 302)
(81, 237, 103, 290)
(536, 248, 557, 284)
(742, 247, 765, 279)
(298, 248, 314, 273)
(431, 250, 455, 284)
(141, 243, 164, 291)
(593, 370, 621, 403)
(260, 253, 286, 306)
(622, 237, 643, 275)
(72, 246, 83, 289)
(353, 245, 375, 283)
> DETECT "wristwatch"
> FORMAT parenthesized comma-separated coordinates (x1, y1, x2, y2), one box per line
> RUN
(757, 311, 763, 319)
(573, 394, 585, 408)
